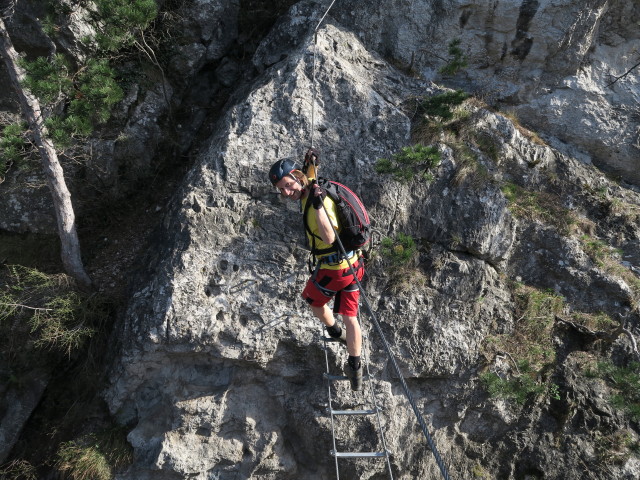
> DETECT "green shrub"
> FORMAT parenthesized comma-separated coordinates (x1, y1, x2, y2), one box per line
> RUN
(595, 430, 639, 465)
(450, 140, 492, 187)
(501, 182, 577, 234)
(28, 292, 95, 354)
(439, 39, 468, 76)
(0, 459, 38, 480)
(471, 462, 490, 479)
(480, 370, 548, 405)
(375, 144, 441, 182)
(0, 122, 30, 174)
(420, 90, 469, 120)
(55, 427, 133, 480)
(570, 311, 616, 331)
(20, 54, 72, 103)
(72, 59, 124, 124)
(381, 233, 417, 266)
(578, 234, 639, 300)
(20, 54, 123, 147)
(45, 116, 93, 146)
(481, 284, 563, 404)
(379, 233, 427, 294)
(579, 235, 622, 267)
(94, 0, 159, 51)
(56, 441, 112, 480)
(596, 362, 640, 421)
(0, 265, 96, 359)
(470, 130, 500, 162)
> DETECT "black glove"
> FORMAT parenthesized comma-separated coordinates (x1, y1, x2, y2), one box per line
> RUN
(311, 180, 326, 209)
(304, 147, 320, 166)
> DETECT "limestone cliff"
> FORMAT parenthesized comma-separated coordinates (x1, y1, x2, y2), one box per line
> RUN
(1, 0, 639, 479)
(103, 1, 640, 479)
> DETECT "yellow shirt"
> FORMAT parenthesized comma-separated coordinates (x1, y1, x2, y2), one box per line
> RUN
(302, 186, 358, 270)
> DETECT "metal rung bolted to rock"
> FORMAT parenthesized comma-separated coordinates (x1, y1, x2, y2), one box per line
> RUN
(331, 450, 390, 459)
(329, 407, 380, 416)
(323, 373, 370, 382)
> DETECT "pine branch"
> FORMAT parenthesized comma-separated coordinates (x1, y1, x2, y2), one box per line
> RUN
(2, 302, 54, 312)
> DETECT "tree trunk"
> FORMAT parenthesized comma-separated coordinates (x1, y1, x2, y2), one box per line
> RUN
(0, 17, 92, 289)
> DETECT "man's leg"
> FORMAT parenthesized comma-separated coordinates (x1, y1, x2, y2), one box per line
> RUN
(311, 303, 335, 327)
(342, 315, 361, 357)
(342, 315, 363, 391)
(311, 304, 346, 343)
(336, 268, 364, 391)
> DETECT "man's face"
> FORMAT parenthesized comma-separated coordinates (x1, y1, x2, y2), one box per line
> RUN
(275, 174, 304, 201)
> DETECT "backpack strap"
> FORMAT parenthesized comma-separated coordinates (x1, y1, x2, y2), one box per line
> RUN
(302, 185, 338, 256)
(303, 198, 319, 254)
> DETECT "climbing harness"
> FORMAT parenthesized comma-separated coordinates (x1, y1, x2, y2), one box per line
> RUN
(317, 187, 452, 480)
(306, 2, 451, 479)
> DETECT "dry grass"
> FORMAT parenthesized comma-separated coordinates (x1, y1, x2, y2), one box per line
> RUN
(499, 110, 546, 146)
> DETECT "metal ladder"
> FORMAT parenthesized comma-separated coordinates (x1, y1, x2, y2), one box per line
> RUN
(321, 326, 394, 480)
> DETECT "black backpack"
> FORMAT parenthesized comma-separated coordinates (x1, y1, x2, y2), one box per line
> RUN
(303, 178, 371, 255)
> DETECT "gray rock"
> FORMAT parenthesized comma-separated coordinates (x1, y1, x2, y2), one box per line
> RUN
(105, 8, 640, 479)
(1, 1, 640, 478)
(332, 0, 640, 184)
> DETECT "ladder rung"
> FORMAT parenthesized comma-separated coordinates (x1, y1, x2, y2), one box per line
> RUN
(330, 408, 379, 416)
(331, 450, 390, 459)
(322, 335, 367, 342)
(322, 336, 343, 343)
(323, 373, 370, 381)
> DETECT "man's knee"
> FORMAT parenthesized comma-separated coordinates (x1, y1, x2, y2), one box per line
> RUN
(312, 304, 333, 320)
(342, 315, 358, 327)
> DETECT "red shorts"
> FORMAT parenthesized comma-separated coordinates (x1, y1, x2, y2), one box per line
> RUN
(301, 261, 365, 317)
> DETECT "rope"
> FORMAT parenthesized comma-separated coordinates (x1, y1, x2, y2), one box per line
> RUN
(305, 1, 451, 478)
(316, 196, 452, 480)
(361, 325, 395, 479)
(309, 0, 338, 149)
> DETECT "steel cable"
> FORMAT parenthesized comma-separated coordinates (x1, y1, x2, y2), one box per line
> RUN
(306, 1, 451, 478)
(315, 198, 452, 480)
(309, 0, 337, 149)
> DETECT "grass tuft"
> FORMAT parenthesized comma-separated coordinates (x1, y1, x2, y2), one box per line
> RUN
(481, 283, 563, 404)
(501, 182, 577, 235)
(375, 144, 441, 183)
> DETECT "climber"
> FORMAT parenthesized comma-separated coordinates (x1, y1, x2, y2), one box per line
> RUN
(268, 149, 365, 390)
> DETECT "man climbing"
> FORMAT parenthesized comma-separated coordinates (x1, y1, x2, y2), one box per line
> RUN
(268, 150, 365, 390)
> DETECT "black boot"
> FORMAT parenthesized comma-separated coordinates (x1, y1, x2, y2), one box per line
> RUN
(344, 361, 362, 391)
(326, 325, 347, 346)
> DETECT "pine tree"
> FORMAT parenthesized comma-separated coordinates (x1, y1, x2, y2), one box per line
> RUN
(0, 10, 92, 289)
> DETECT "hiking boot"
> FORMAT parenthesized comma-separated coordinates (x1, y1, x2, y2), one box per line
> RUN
(327, 327, 347, 346)
(344, 362, 363, 391)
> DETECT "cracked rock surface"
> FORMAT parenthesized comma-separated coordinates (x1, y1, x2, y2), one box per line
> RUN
(104, 5, 640, 479)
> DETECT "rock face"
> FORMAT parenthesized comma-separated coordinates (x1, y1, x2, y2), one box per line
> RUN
(331, 0, 640, 184)
(104, 2, 640, 479)
(2, 0, 638, 233)
(2, 0, 640, 478)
